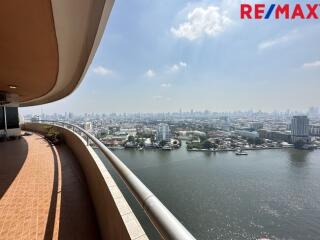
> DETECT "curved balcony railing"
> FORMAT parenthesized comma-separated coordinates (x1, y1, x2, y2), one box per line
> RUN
(36, 120, 196, 240)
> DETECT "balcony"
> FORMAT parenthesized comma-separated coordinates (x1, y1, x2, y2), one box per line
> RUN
(0, 133, 100, 239)
(0, 1, 190, 239)
(0, 121, 195, 240)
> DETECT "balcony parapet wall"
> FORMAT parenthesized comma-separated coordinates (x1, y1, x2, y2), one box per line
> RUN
(22, 122, 148, 240)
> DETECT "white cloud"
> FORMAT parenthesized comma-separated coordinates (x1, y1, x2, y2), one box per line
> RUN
(179, 61, 187, 68)
(170, 62, 187, 72)
(171, 64, 179, 72)
(152, 95, 172, 101)
(258, 31, 297, 50)
(152, 95, 163, 100)
(171, 5, 232, 40)
(92, 66, 113, 76)
(161, 83, 172, 88)
(302, 60, 320, 68)
(145, 69, 156, 78)
(258, 36, 289, 50)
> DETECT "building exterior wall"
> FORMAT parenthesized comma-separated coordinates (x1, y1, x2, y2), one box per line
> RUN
(234, 130, 259, 139)
(157, 123, 170, 142)
(310, 125, 320, 136)
(258, 129, 291, 143)
(291, 116, 310, 143)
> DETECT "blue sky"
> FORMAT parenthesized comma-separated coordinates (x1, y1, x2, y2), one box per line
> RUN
(22, 0, 320, 115)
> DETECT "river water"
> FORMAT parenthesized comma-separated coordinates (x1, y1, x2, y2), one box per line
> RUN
(96, 143, 320, 240)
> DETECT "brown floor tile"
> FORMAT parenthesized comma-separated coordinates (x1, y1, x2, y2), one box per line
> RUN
(0, 133, 100, 240)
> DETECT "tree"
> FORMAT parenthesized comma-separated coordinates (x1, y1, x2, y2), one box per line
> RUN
(138, 139, 145, 147)
(247, 138, 255, 145)
(159, 140, 167, 147)
(99, 131, 108, 138)
(255, 138, 264, 145)
(202, 140, 214, 149)
(187, 142, 201, 149)
(128, 135, 135, 143)
(199, 135, 207, 142)
(247, 137, 264, 145)
(230, 143, 237, 148)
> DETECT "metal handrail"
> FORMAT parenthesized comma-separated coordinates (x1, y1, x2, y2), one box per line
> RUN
(36, 120, 196, 240)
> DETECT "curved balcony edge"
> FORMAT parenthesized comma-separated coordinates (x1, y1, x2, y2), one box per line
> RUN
(22, 121, 196, 240)
(22, 122, 148, 240)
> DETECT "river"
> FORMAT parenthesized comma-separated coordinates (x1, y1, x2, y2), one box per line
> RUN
(96, 143, 320, 239)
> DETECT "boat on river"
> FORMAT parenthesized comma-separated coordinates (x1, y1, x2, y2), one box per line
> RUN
(235, 149, 248, 155)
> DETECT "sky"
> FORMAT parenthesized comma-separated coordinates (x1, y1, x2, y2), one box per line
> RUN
(22, 0, 320, 115)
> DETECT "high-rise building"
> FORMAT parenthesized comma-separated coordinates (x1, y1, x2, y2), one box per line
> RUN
(83, 122, 93, 132)
(31, 115, 41, 123)
(157, 123, 170, 142)
(291, 116, 310, 143)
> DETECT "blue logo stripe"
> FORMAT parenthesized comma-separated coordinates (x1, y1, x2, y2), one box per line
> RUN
(265, 4, 275, 19)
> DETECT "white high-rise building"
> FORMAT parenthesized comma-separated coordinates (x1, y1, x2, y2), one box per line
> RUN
(31, 115, 41, 123)
(291, 116, 310, 143)
(157, 123, 170, 142)
(84, 122, 93, 132)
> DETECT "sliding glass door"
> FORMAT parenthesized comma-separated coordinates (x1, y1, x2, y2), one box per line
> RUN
(6, 107, 19, 129)
(0, 107, 5, 130)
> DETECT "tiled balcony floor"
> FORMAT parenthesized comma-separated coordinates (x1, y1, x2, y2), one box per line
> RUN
(0, 133, 100, 240)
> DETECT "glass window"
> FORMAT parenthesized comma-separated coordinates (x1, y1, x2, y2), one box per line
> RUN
(6, 107, 19, 129)
(0, 107, 4, 130)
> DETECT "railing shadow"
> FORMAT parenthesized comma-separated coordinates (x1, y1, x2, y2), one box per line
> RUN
(0, 137, 28, 199)
(44, 141, 100, 240)
(43, 142, 59, 240)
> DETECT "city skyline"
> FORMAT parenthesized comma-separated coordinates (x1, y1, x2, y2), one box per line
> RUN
(22, 0, 320, 114)
(21, 106, 320, 116)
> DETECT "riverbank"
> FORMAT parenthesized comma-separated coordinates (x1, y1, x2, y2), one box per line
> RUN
(187, 146, 292, 152)
(92, 142, 319, 152)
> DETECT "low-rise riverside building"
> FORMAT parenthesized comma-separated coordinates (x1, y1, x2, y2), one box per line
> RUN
(258, 129, 292, 143)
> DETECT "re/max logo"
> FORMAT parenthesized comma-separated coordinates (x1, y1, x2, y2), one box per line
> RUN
(240, 3, 320, 19)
